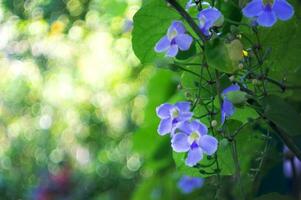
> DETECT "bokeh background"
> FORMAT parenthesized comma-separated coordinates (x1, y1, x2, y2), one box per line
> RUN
(0, 0, 151, 199)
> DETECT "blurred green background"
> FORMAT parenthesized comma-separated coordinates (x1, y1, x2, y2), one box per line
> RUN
(0, 0, 155, 199)
(0, 0, 191, 199)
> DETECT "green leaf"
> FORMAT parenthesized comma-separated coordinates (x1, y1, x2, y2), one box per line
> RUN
(259, 1, 301, 80)
(262, 95, 301, 136)
(132, 1, 179, 64)
(254, 193, 294, 200)
(231, 106, 259, 124)
(205, 39, 243, 73)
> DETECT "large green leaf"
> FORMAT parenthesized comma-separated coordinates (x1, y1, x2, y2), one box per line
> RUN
(259, 0, 301, 81)
(132, 0, 179, 64)
(231, 106, 259, 124)
(262, 95, 301, 137)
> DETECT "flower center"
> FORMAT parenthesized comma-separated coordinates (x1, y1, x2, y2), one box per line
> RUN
(171, 108, 180, 118)
(263, 0, 273, 7)
(188, 131, 201, 144)
(168, 28, 178, 40)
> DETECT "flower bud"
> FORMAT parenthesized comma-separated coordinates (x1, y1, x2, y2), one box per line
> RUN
(211, 120, 218, 127)
(238, 63, 244, 69)
(229, 75, 235, 82)
(252, 79, 259, 85)
(225, 91, 248, 106)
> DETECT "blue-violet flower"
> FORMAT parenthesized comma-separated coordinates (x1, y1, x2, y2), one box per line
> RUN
(186, 0, 197, 10)
(221, 84, 240, 124)
(178, 176, 204, 193)
(198, 8, 223, 36)
(242, 0, 294, 27)
(154, 21, 193, 57)
(171, 120, 218, 167)
(156, 101, 193, 136)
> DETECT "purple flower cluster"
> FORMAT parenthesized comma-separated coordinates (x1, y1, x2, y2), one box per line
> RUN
(156, 101, 218, 167)
(154, 6, 224, 57)
(178, 175, 204, 193)
(155, 0, 294, 57)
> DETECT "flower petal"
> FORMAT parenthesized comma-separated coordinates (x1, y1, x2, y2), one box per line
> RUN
(190, 120, 208, 135)
(158, 118, 172, 135)
(221, 99, 235, 124)
(171, 133, 190, 152)
(222, 99, 235, 117)
(221, 110, 226, 125)
(177, 121, 193, 134)
(222, 84, 240, 95)
(166, 45, 179, 57)
(242, 0, 264, 18)
(178, 176, 204, 194)
(283, 160, 293, 178)
(273, 0, 294, 21)
(294, 157, 301, 175)
(154, 36, 170, 52)
(175, 101, 191, 112)
(176, 112, 193, 122)
(185, 147, 203, 167)
(256, 7, 277, 27)
(168, 21, 186, 36)
(175, 34, 193, 51)
(199, 135, 218, 155)
(156, 103, 173, 119)
(185, 0, 197, 11)
(197, 8, 222, 26)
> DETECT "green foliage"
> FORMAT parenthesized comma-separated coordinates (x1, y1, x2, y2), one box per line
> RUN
(133, 69, 177, 160)
(132, 0, 179, 64)
(259, 0, 301, 81)
(205, 39, 243, 73)
(254, 193, 294, 200)
(262, 95, 301, 137)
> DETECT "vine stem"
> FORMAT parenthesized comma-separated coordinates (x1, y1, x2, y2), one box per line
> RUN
(216, 70, 245, 200)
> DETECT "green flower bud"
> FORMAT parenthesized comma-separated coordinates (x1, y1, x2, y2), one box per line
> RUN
(225, 90, 248, 106)
(211, 120, 218, 127)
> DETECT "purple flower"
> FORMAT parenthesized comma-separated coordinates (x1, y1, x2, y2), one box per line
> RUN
(197, 8, 223, 36)
(242, 0, 294, 27)
(171, 120, 218, 167)
(154, 21, 193, 57)
(156, 102, 193, 136)
(283, 146, 301, 178)
(186, 0, 197, 10)
(221, 84, 240, 124)
(178, 176, 204, 193)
